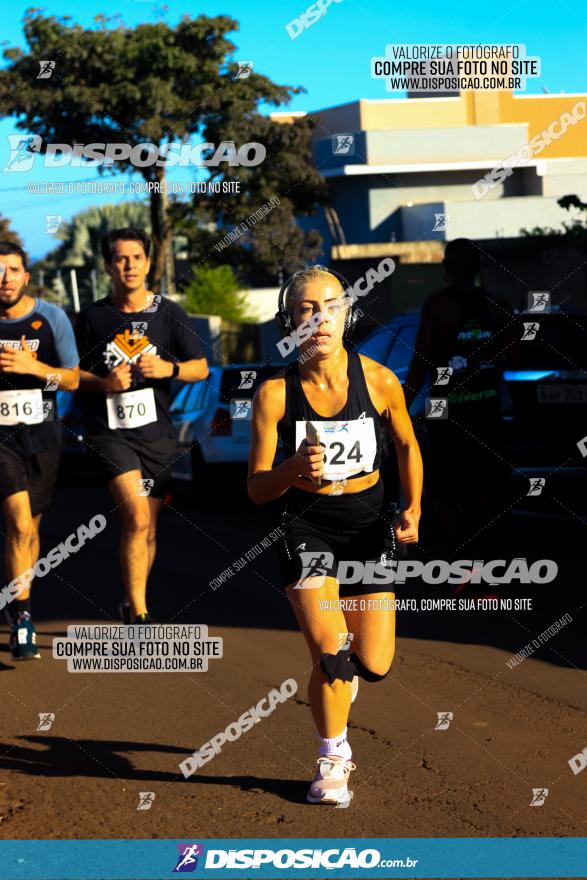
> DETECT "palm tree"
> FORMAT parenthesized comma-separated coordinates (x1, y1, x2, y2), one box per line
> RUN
(0, 214, 23, 247)
(42, 202, 151, 305)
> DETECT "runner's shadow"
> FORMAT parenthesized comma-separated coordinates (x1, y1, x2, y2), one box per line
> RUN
(185, 774, 308, 805)
(0, 642, 18, 670)
(0, 736, 194, 781)
(0, 737, 308, 802)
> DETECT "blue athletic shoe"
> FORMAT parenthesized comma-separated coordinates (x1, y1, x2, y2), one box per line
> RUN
(10, 612, 41, 660)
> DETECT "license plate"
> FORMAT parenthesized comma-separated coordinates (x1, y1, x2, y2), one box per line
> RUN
(537, 384, 587, 404)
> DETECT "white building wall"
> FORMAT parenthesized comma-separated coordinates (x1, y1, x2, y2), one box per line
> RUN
(402, 196, 582, 240)
(363, 124, 529, 165)
(239, 287, 280, 323)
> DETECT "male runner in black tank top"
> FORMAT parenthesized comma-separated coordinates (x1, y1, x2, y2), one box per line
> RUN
(405, 238, 520, 548)
(248, 265, 423, 806)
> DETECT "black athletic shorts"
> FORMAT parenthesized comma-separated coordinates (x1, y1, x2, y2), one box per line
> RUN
(276, 478, 397, 597)
(86, 432, 177, 499)
(0, 443, 60, 516)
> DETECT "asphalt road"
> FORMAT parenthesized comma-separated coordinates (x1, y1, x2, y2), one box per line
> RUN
(0, 476, 585, 874)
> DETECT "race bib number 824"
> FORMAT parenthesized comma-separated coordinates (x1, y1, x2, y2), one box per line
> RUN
(295, 416, 377, 481)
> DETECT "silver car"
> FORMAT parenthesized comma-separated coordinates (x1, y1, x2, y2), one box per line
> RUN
(170, 363, 283, 489)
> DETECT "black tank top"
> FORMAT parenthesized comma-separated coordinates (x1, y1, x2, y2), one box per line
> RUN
(277, 348, 383, 481)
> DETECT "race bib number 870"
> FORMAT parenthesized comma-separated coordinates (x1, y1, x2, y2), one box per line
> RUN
(106, 388, 157, 430)
(295, 416, 377, 480)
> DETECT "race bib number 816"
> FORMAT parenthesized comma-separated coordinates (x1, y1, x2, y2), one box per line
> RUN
(0, 389, 44, 425)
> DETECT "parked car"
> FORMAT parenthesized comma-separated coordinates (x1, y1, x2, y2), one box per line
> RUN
(502, 309, 587, 521)
(355, 311, 426, 419)
(354, 312, 424, 497)
(56, 390, 86, 459)
(170, 363, 283, 489)
(356, 308, 587, 520)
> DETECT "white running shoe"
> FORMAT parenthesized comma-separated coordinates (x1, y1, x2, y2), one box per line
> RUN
(306, 755, 356, 805)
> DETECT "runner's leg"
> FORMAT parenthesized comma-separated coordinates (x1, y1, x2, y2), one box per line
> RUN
(146, 496, 162, 578)
(29, 514, 42, 576)
(3, 492, 35, 598)
(342, 592, 396, 679)
(2, 493, 41, 659)
(14, 513, 43, 602)
(108, 470, 151, 618)
(287, 577, 357, 804)
(286, 577, 353, 738)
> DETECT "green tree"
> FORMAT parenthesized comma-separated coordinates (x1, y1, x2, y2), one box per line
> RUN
(0, 11, 302, 292)
(0, 214, 23, 247)
(521, 195, 587, 238)
(173, 114, 329, 284)
(182, 265, 247, 321)
(42, 274, 68, 306)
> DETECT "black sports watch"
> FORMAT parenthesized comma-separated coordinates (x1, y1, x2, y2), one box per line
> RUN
(170, 361, 180, 379)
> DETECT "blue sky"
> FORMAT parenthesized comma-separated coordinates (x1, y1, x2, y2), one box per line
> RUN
(1, 0, 586, 259)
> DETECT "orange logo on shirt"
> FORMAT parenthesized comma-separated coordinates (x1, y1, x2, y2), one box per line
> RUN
(31, 320, 42, 329)
(112, 329, 152, 359)
(103, 328, 157, 368)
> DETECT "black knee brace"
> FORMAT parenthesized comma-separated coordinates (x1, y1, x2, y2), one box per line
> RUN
(320, 650, 357, 684)
(350, 652, 390, 682)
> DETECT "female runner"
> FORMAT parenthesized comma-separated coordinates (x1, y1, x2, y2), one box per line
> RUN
(248, 265, 423, 805)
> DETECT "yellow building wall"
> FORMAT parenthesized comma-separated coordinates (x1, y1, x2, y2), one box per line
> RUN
(364, 90, 587, 158)
(495, 92, 587, 158)
(359, 96, 469, 129)
(309, 91, 587, 158)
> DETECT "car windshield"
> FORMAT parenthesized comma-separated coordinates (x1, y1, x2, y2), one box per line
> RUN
(357, 329, 394, 365)
(358, 322, 418, 372)
(387, 325, 418, 372)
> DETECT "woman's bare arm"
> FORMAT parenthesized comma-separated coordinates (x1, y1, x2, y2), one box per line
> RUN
(247, 378, 323, 504)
